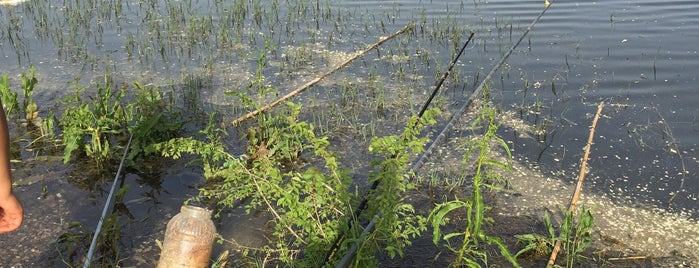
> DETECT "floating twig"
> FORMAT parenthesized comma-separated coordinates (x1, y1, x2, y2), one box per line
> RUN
(230, 24, 414, 125)
(547, 101, 605, 267)
(651, 107, 689, 207)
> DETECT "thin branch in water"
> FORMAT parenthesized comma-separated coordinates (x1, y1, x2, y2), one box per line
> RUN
(651, 106, 690, 207)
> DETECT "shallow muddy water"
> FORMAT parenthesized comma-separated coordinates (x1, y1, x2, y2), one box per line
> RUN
(1, 0, 698, 266)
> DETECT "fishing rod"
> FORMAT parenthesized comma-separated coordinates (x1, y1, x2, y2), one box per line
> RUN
(411, 1, 553, 176)
(353, 31, 476, 222)
(332, 2, 555, 267)
(82, 132, 134, 268)
(321, 31, 475, 265)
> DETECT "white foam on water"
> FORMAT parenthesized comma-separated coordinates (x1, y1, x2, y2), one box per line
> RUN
(499, 155, 699, 262)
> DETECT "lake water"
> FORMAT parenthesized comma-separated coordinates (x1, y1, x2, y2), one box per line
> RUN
(331, 0, 699, 216)
(1, 0, 698, 265)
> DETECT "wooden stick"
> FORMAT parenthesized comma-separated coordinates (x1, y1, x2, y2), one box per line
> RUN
(230, 24, 414, 125)
(607, 256, 648, 261)
(547, 101, 605, 267)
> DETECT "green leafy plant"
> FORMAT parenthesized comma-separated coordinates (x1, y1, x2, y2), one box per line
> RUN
(21, 66, 39, 121)
(123, 82, 186, 168)
(559, 207, 595, 267)
(0, 66, 39, 121)
(60, 77, 127, 165)
(1, 67, 59, 152)
(52, 221, 92, 266)
(340, 108, 440, 267)
(428, 102, 519, 267)
(53, 185, 132, 267)
(0, 73, 19, 117)
(1, 68, 184, 168)
(514, 207, 595, 267)
(514, 213, 556, 259)
(152, 102, 353, 266)
(210, 250, 230, 268)
(147, 111, 228, 179)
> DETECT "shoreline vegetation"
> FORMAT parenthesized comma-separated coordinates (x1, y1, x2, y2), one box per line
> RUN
(1, 64, 696, 266)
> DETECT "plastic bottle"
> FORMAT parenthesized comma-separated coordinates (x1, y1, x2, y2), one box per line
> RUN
(157, 205, 216, 268)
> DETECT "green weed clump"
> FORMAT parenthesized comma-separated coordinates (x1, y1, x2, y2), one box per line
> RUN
(152, 102, 353, 266)
(516, 207, 595, 267)
(52, 184, 132, 267)
(559, 207, 595, 267)
(348, 108, 441, 266)
(60, 76, 127, 166)
(59, 76, 184, 168)
(21, 67, 39, 121)
(124, 82, 186, 168)
(514, 213, 557, 260)
(1, 66, 40, 122)
(0, 67, 59, 153)
(0, 73, 18, 116)
(151, 104, 443, 267)
(428, 101, 520, 267)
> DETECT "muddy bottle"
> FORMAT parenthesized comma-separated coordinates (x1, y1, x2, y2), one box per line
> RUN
(157, 205, 216, 268)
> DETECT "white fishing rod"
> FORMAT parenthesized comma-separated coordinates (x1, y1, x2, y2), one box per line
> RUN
(82, 132, 134, 268)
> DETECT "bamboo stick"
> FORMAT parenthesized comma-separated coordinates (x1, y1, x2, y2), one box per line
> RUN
(547, 101, 605, 267)
(230, 24, 414, 125)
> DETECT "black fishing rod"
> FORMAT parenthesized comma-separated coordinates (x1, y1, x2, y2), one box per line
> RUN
(410, 1, 554, 177)
(321, 32, 475, 265)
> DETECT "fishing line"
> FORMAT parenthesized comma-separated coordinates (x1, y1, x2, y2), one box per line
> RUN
(82, 132, 134, 268)
(331, 2, 555, 266)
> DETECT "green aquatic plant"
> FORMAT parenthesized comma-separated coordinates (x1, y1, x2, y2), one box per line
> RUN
(559, 207, 595, 267)
(21, 66, 39, 121)
(0, 66, 185, 168)
(152, 102, 353, 266)
(515, 208, 595, 267)
(1, 67, 58, 144)
(515, 213, 556, 259)
(428, 101, 519, 268)
(120, 82, 187, 172)
(53, 184, 132, 267)
(0, 66, 39, 120)
(0, 73, 19, 118)
(350, 108, 441, 266)
(60, 76, 127, 165)
(59, 77, 184, 167)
